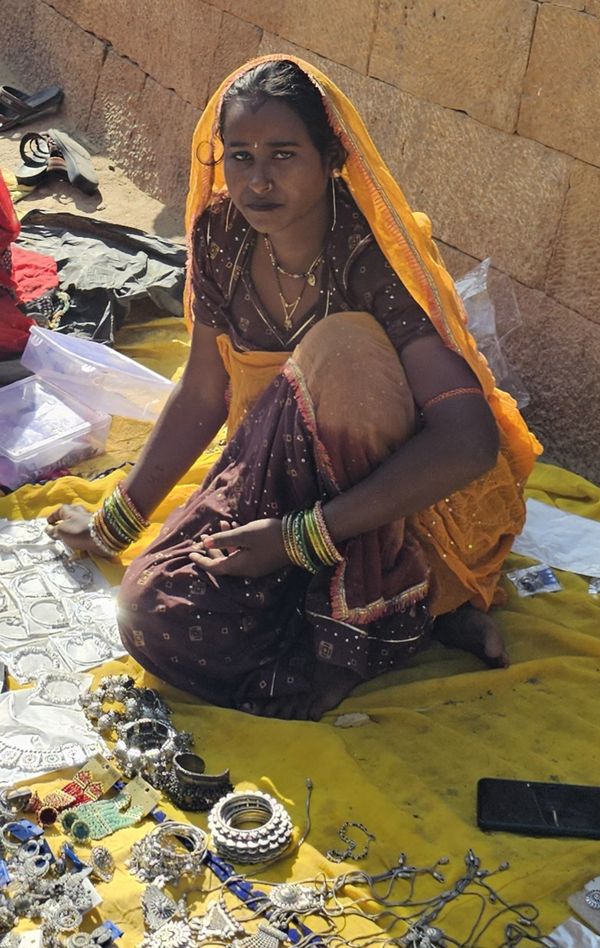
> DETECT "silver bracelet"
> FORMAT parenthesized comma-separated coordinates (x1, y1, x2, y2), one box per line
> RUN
(88, 521, 117, 558)
(207, 790, 293, 865)
(128, 821, 208, 885)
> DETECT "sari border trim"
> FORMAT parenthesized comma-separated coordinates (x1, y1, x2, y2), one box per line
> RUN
(329, 562, 430, 624)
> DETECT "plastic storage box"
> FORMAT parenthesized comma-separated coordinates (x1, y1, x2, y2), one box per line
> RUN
(21, 326, 174, 422)
(0, 376, 110, 489)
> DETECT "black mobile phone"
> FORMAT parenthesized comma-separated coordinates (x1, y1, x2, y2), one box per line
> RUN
(477, 777, 600, 839)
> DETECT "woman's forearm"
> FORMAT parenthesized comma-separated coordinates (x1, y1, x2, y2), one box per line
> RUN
(121, 380, 227, 519)
(323, 410, 499, 544)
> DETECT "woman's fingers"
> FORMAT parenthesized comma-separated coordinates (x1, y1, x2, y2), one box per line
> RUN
(190, 548, 245, 575)
(201, 527, 244, 552)
(46, 504, 88, 526)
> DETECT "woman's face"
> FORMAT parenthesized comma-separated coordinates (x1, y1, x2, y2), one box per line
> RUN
(222, 97, 331, 238)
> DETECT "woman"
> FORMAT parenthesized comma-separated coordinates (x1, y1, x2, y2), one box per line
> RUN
(48, 57, 541, 720)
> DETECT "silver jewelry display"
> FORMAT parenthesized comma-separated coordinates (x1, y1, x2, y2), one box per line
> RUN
(0, 520, 123, 683)
(208, 790, 293, 865)
(113, 717, 190, 780)
(80, 675, 172, 737)
(585, 888, 600, 910)
(10, 643, 62, 682)
(156, 751, 233, 812)
(12, 571, 53, 599)
(235, 923, 288, 948)
(26, 596, 70, 629)
(46, 559, 96, 593)
(268, 881, 323, 917)
(0, 786, 33, 825)
(189, 897, 243, 941)
(326, 819, 376, 863)
(141, 883, 186, 932)
(58, 632, 114, 667)
(128, 821, 208, 885)
(30, 669, 88, 707)
(0, 518, 46, 547)
(140, 920, 192, 948)
(89, 845, 115, 883)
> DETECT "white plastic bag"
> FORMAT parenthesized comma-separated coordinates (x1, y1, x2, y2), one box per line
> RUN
(456, 258, 530, 408)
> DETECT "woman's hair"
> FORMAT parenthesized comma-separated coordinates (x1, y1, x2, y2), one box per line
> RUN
(219, 60, 345, 167)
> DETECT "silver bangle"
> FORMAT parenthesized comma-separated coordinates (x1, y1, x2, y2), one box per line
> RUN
(128, 821, 208, 884)
(88, 521, 118, 558)
(113, 717, 178, 779)
(208, 790, 293, 864)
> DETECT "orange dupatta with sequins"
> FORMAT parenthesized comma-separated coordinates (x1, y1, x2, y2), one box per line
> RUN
(182, 55, 542, 615)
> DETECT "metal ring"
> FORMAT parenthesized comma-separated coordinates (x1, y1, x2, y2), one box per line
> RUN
(0, 821, 25, 850)
(585, 889, 600, 910)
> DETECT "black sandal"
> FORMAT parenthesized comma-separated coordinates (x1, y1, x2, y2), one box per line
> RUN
(0, 85, 63, 132)
(14, 129, 98, 194)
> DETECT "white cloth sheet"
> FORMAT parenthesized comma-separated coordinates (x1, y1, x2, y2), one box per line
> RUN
(0, 672, 107, 788)
(512, 499, 600, 578)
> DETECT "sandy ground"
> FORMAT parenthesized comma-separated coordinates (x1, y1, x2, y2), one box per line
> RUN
(0, 60, 184, 241)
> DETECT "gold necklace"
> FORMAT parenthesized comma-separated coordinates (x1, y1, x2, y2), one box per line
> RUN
(264, 235, 323, 285)
(264, 235, 323, 330)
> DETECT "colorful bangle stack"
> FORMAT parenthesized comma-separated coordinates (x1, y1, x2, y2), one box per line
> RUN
(282, 501, 343, 573)
(90, 483, 150, 557)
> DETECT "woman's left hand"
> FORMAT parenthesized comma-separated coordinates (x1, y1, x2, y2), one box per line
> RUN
(190, 518, 289, 579)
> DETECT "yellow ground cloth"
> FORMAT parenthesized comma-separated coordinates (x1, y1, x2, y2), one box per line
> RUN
(2, 317, 599, 943)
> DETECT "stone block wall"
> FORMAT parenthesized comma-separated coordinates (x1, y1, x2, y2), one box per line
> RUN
(2, 0, 599, 482)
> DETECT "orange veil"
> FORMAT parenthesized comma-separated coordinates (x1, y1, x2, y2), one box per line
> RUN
(183, 55, 542, 614)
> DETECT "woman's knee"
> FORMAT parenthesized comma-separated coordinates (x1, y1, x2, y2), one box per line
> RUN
(292, 311, 416, 446)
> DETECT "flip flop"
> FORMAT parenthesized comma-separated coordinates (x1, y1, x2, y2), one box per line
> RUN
(47, 128, 99, 194)
(0, 85, 63, 132)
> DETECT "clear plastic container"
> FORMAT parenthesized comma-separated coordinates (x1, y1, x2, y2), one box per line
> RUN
(21, 326, 174, 422)
(0, 376, 110, 489)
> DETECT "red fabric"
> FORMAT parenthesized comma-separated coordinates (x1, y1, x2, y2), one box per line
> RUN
(11, 245, 58, 303)
(0, 172, 19, 298)
(0, 173, 19, 246)
(0, 295, 34, 356)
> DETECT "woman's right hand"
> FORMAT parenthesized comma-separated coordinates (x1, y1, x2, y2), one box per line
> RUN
(46, 504, 106, 556)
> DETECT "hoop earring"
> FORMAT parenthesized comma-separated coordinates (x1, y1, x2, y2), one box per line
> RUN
(330, 177, 337, 232)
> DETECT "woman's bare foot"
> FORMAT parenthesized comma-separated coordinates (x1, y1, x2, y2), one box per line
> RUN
(239, 665, 361, 722)
(433, 603, 509, 668)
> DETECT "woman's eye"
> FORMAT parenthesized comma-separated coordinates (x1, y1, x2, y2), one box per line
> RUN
(230, 151, 251, 161)
(273, 150, 293, 160)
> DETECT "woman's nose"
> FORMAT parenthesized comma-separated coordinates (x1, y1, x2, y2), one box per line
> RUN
(248, 166, 273, 193)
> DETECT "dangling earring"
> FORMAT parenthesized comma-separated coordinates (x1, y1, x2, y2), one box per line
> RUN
(330, 176, 337, 232)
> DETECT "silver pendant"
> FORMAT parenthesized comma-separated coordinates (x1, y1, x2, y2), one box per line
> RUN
(268, 882, 322, 915)
(142, 884, 184, 932)
(234, 924, 288, 948)
(189, 897, 243, 940)
(140, 920, 192, 948)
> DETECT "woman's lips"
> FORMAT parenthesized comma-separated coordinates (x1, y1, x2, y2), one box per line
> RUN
(245, 202, 282, 212)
